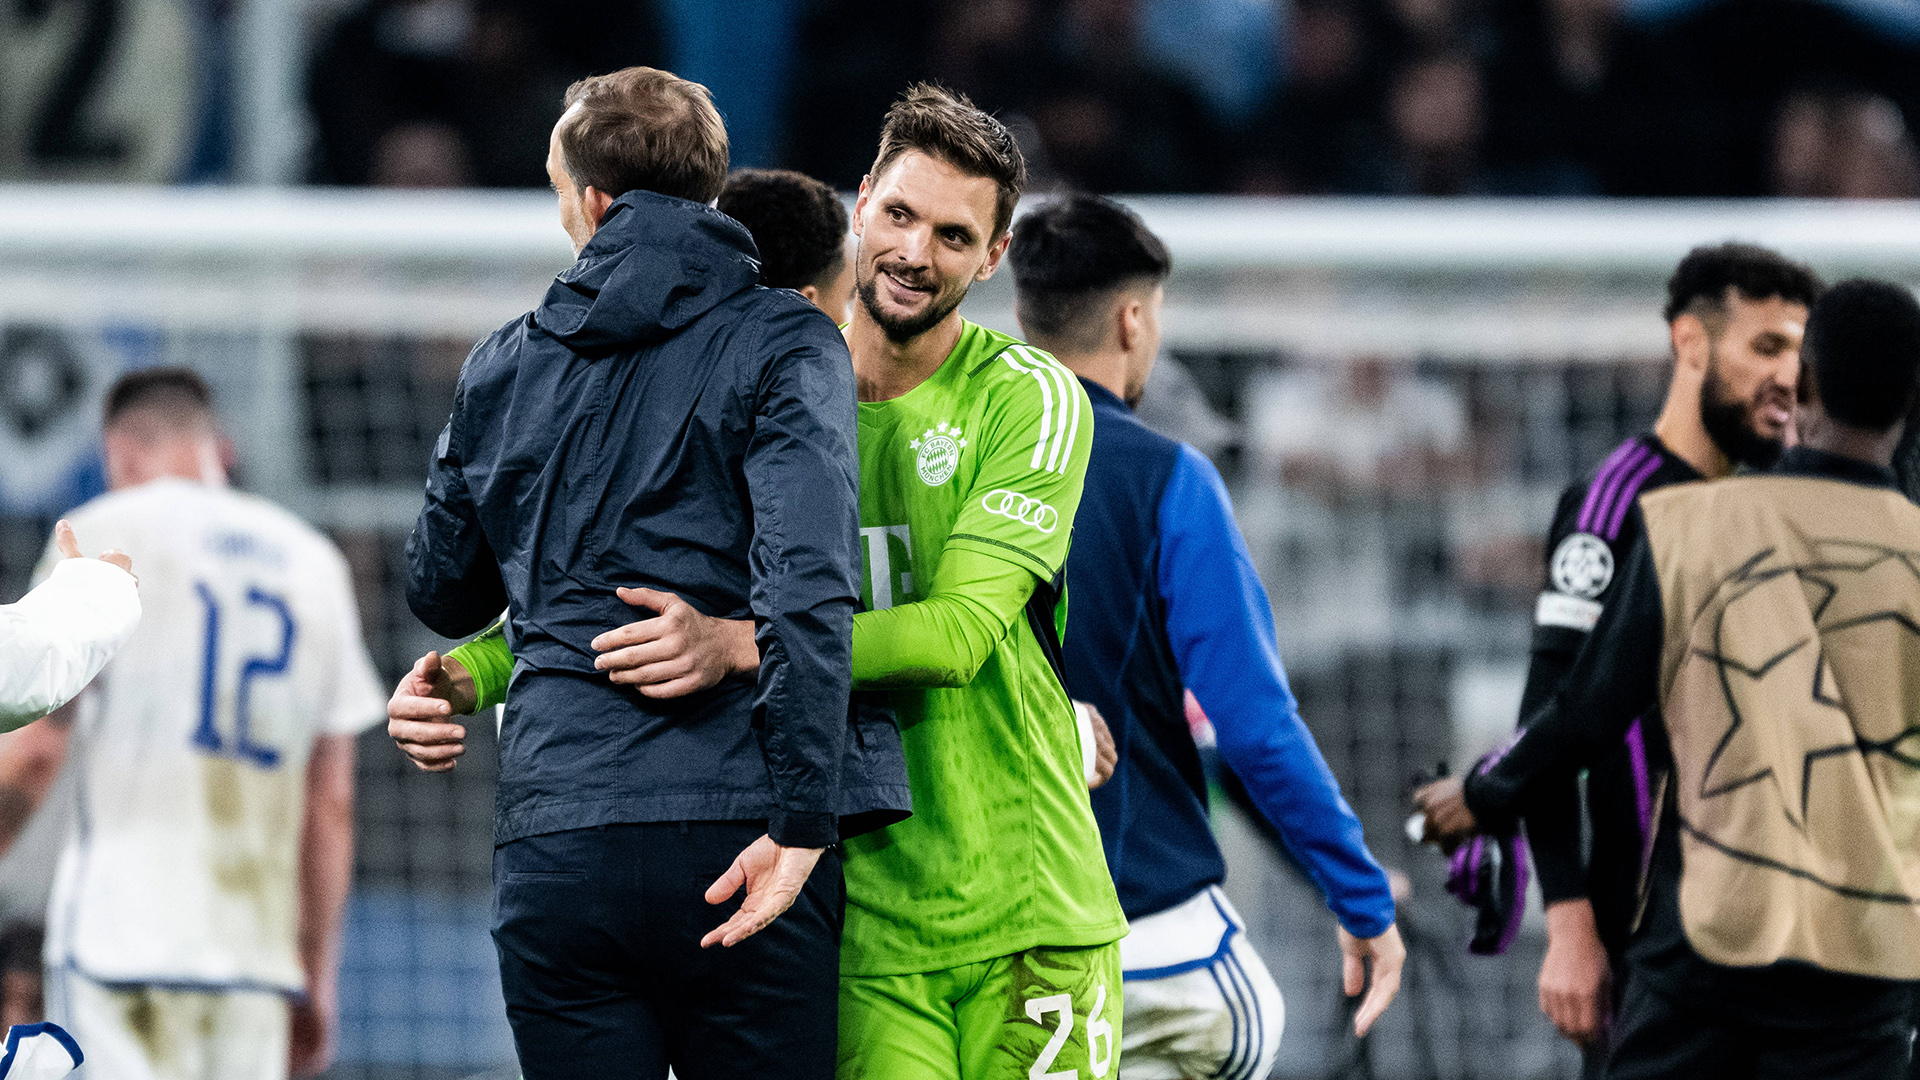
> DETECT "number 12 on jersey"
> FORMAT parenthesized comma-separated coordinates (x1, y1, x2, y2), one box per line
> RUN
(192, 581, 296, 769)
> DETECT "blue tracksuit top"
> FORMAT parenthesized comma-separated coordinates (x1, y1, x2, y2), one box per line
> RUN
(1067, 377, 1395, 936)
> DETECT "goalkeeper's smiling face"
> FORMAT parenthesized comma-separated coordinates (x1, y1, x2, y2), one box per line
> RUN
(852, 151, 1010, 344)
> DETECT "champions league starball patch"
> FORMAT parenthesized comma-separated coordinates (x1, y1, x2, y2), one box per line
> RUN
(912, 423, 966, 486)
(1550, 532, 1615, 599)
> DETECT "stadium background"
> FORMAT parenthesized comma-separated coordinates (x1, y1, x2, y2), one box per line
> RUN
(2, 2, 1920, 1078)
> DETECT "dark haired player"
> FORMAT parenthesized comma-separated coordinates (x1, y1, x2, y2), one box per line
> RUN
(1420, 277, 1920, 1079)
(717, 168, 855, 323)
(1009, 193, 1404, 1080)
(394, 84, 1126, 1079)
(1503, 243, 1819, 1067)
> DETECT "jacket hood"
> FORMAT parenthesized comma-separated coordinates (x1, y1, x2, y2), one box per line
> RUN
(534, 190, 761, 351)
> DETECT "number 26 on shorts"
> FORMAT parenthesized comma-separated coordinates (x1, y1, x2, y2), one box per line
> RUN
(1025, 984, 1113, 1080)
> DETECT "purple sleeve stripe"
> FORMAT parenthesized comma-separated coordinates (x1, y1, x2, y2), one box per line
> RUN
(1626, 717, 1653, 844)
(1573, 443, 1634, 531)
(1600, 453, 1665, 540)
(1496, 833, 1530, 954)
(1576, 442, 1651, 533)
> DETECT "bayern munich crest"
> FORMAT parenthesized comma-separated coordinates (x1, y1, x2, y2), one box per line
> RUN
(1550, 532, 1615, 599)
(911, 423, 966, 485)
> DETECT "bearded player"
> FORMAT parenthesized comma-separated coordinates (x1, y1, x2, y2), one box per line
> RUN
(1497, 243, 1819, 1069)
(392, 85, 1127, 1078)
(1421, 277, 1920, 1080)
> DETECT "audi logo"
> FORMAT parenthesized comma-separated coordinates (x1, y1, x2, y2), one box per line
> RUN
(982, 489, 1059, 533)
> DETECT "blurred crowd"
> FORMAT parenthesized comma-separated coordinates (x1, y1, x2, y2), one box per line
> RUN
(2, 0, 1918, 195)
(788, 0, 1920, 197)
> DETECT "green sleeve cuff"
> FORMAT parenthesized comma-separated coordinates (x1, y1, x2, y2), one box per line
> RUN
(446, 618, 513, 712)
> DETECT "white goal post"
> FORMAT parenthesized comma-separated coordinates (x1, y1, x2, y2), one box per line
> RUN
(1, 187, 1914, 531)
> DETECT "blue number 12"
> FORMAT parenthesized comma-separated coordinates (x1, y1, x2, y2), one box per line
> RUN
(192, 581, 296, 769)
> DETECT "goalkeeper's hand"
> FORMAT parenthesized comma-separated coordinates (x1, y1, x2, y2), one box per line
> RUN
(387, 650, 474, 773)
(592, 587, 758, 698)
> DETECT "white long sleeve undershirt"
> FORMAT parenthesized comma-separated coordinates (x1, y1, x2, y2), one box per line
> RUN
(0, 558, 141, 732)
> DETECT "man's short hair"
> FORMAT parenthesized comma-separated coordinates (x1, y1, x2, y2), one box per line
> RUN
(870, 83, 1025, 238)
(1663, 242, 1823, 327)
(104, 367, 215, 430)
(717, 169, 848, 291)
(1009, 194, 1171, 349)
(558, 67, 729, 205)
(1802, 278, 1920, 432)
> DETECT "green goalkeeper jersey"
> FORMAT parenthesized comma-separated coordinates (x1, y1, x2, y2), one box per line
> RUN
(444, 319, 1125, 976)
(841, 320, 1124, 977)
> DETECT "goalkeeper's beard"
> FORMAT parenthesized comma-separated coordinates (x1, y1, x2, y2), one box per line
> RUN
(858, 266, 972, 344)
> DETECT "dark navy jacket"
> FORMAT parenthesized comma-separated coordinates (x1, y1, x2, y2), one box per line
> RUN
(1067, 379, 1395, 936)
(407, 191, 908, 850)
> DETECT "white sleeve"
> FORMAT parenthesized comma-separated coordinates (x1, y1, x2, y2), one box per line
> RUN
(0, 1021, 84, 1078)
(0, 558, 142, 732)
(317, 550, 385, 737)
(1074, 701, 1099, 785)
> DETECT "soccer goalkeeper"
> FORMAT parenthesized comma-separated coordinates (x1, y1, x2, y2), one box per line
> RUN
(391, 85, 1128, 1079)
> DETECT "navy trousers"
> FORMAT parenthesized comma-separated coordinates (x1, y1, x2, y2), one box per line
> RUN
(493, 820, 843, 1080)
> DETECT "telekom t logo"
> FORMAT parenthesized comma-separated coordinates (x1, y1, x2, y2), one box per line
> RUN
(860, 525, 914, 610)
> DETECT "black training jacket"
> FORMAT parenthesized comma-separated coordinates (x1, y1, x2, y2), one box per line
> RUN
(406, 190, 908, 850)
(1517, 433, 1697, 961)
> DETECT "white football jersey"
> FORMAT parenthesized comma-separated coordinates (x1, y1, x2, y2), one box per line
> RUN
(37, 478, 384, 992)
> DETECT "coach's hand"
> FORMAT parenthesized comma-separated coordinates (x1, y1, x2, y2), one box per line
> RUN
(1540, 899, 1611, 1047)
(1341, 922, 1405, 1037)
(702, 834, 823, 948)
(387, 651, 475, 773)
(594, 587, 759, 698)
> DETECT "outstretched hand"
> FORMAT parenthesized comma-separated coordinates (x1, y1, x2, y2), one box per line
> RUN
(593, 587, 758, 698)
(1340, 923, 1406, 1037)
(55, 519, 133, 577)
(702, 834, 824, 948)
(387, 651, 475, 773)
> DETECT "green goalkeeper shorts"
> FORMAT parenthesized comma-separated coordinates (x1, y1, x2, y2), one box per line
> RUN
(837, 941, 1122, 1080)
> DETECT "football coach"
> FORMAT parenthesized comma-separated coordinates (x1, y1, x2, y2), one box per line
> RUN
(401, 67, 906, 1080)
